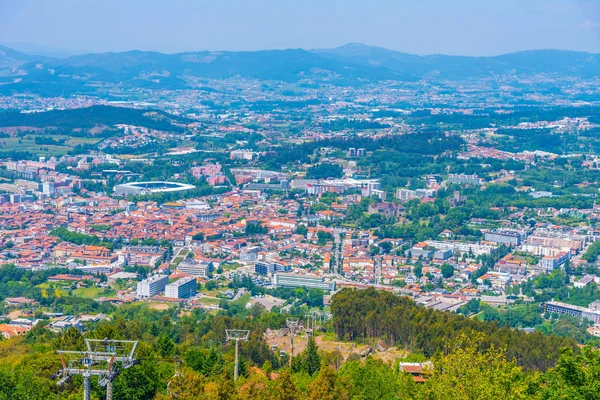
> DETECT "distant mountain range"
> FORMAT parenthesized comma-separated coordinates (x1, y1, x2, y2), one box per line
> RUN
(0, 43, 598, 95)
(315, 43, 600, 79)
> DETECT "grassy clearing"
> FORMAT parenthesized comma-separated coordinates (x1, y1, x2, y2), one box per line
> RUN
(148, 303, 171, 311)
(0, 135, 100, 156)
(72, 287, 116, 299)
(230, 293, 251, 307)
(196, 297, 221, 305)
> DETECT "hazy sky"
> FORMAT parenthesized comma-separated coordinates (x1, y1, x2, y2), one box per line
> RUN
(1, 0, 599, 55)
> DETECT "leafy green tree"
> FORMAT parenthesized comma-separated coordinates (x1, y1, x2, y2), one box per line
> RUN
(317, 231, 333, 245)
(237, 369, 271, 400)
(156, 367, 206, 400)
(53, 327, 85, 351)
(113, 344, 161, 400)
(441, 263, 455, 279)
(539, 346, 600, 399)
(582, 241, 600, 263)
(413, 263, 423, 278)
(338, 357, 402, 400)
(296, 224, 308, 237)
(192, 233, 205, 241)
(245, 223, 268, 235)
(308, 364, 348, 400)
(423, 334, 532, 400)
(307, 288, 324, 307)
(274, 370, 298, 400)
(205, 372, 235, 400)
(306, 163, 343, 179)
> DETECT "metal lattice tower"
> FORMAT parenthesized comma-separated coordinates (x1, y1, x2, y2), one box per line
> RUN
(304, 310, 332, 334)
(286, 318, 304, 367)
(226, 330, 250, 381)
(54, 339, 138, 400)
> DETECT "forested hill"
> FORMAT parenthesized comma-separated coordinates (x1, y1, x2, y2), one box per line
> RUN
(330, 287, 577, 371)
(0, 44, 598, 95)
(0, 105, 188, 132)
(314, 43, 600, 79)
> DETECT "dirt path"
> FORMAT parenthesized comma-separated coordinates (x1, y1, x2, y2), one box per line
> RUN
(264, 330, 407, 364)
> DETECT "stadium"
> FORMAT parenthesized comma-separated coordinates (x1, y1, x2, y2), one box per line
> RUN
(114, 181, 195, 196)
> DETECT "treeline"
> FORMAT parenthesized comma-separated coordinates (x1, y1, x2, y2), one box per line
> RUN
(50, 227, 115, 250)
(244, 222, 268, 235)
(306, 163, 343, 179)
(1, 293, 598, 399)
(0, 264, 68, 302)
(582, 241, 600, 262)
(406, 106, 600, 129)
(34, 136, 66, 146)
(468, 183, 595, 210)
(0, 105, 187, 133)
(331, 288, 576, 371)
(320, 118, 388, 132)
(265, 131, 464, 168)
(493, 128, 567, 153)
(0, 265, 111, 315)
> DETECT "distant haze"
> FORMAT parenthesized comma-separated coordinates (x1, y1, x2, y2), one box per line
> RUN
(1, 0, 599, 56)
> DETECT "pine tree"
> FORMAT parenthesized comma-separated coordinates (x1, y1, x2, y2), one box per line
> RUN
(304, 337, 321, 376)
(156, 333, 175, 358)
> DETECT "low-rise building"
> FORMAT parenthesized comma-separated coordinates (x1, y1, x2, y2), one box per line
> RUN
(273, 273, 335, 291)
(177, 260, 211, 277)
(484, 230, 522, 246)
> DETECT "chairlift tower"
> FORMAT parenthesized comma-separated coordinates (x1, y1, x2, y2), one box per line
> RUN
(286, 318, 304, 367)
(54, 338, 138, 400)
(305, 310, 332, 334)
(226, 329, 250, 381)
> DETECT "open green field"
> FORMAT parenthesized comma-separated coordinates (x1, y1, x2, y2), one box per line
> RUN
(37, 282, 115, 299)
(231, 293, 251, 307)
(220, 262, 242, 271)
(196, 297, 221, 305)
(170, 249, 190, 267)
(197, 289, 220, 297)
(36, 282, 69, 297)
(170, 256, 185, 267)
(72, 286, 116, 299)
(0, 135, 100, 156)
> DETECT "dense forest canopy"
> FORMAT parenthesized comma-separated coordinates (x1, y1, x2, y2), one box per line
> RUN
(331, 288, 576, 371)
